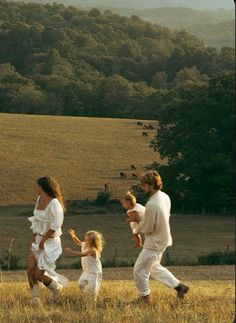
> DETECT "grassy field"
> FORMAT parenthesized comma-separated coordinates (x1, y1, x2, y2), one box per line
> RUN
(0, 113, 158, 205)
(0, 205, 234, 266)
(0, 267, 234, 323)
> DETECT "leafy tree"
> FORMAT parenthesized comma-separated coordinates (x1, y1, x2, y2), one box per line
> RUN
(151, 72, 235, 213)
(151, 71, 168, 89)
(174, 66, 208, 87)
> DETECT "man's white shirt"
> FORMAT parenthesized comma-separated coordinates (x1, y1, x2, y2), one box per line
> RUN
(136, 190, 173, 252)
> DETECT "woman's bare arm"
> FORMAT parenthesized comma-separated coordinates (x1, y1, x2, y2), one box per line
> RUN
(39, 229, 55, 249)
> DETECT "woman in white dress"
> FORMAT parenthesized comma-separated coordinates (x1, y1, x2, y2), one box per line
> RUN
(27, 176, 68, 302)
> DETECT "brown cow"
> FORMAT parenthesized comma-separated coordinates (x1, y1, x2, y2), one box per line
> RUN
(104, 183, 110, 191)
(142, 132, 148, 137)
(120, 172, 127, 179)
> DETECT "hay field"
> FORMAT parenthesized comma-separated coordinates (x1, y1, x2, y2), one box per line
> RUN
(0, 267, 234, 323)
(0, 113, 158, 205)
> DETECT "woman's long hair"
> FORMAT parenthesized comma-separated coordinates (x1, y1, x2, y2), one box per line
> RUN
(37, 176, 65, 210)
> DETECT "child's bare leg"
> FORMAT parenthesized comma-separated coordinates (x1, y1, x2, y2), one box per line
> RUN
(133, 234, 142, 247)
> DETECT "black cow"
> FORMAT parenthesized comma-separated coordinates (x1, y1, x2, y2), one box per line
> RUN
(104, 183, 110, 191)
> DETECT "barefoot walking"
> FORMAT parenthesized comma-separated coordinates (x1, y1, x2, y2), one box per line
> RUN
(128, 171, 189, 303)
(27, 176, 68, 303)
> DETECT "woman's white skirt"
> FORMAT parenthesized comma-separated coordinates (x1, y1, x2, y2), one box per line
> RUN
(31, 234, 68, 287)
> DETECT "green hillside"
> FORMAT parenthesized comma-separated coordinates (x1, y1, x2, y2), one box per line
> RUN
(0, 1, 234, 117)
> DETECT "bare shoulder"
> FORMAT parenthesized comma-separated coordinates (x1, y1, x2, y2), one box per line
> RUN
(89, 247, 97, 257)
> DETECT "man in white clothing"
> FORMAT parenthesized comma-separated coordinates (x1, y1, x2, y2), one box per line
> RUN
(128, 170, 189, 303)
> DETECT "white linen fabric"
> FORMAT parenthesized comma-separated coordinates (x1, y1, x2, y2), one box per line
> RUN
(78, 242, 102, 298)
(78, 272, 102, 298)
(136, 191, 173, 252)
(28, 198, 68, 287)
(127, 203, 146, 234)
(133, 190, 179, 296)
(133, 248, 179, 296)
(80, 242, 102, 274)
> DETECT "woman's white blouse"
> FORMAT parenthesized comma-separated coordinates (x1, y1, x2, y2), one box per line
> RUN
(28, 198, 64, 237)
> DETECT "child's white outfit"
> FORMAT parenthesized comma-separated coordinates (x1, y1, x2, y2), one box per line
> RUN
(127, 203, 146, 234)
(28, 198, 68, 290)
(78, 242, 102, 299)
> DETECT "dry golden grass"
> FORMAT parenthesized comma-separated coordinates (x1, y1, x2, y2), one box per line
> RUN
(0, 113, 158, 205)
(0, 267, 234, 323)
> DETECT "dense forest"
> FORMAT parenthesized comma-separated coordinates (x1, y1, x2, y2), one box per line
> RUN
(13, 1, 235, 48)
(0, 0, 234, 117)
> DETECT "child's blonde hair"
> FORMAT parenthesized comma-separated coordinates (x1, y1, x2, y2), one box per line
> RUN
(121, 191, 136, 207)
(85, 230, 104, 256)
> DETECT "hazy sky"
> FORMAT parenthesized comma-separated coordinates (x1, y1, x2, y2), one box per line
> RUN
(70, 0, 235, 10)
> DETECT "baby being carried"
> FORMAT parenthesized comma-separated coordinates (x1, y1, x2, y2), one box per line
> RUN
(120, 191, 146, 248)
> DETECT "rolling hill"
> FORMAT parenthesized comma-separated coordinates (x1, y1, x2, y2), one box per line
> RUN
(13, 0, 235, 10)
(0, 113, 158, 205)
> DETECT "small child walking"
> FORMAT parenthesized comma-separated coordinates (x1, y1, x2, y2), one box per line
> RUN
(120, 191, 146, 247)
(65, 229, 104, 300)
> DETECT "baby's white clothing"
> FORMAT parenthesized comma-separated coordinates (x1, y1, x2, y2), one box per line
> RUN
(127, 203, 146, 234)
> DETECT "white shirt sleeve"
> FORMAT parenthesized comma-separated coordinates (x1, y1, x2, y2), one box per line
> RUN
(48, 199, 64, 232)
(136, 205, 156, 235)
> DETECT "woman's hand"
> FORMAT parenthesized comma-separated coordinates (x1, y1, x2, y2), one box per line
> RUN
(39, 238, 46, 250)
(68, 228, 76, 238)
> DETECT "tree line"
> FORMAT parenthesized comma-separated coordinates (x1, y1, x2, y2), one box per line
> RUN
(0, 0, 234, 118)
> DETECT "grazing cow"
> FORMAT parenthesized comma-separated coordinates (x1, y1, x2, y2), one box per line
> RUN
(137, 122, 143, 126)
(120, 172, 127, 179)
(131, 164, 136, 170)
(104, 183, 110, 191)
(142, 132, 148, 137)
(132, 173, 138, 178)
(143, 124, 149, 129)
(148, 125, 154, 130)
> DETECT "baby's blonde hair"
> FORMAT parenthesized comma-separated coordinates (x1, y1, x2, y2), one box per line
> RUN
(85, 230, 104, 256)
(121, 191, 136, 207)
